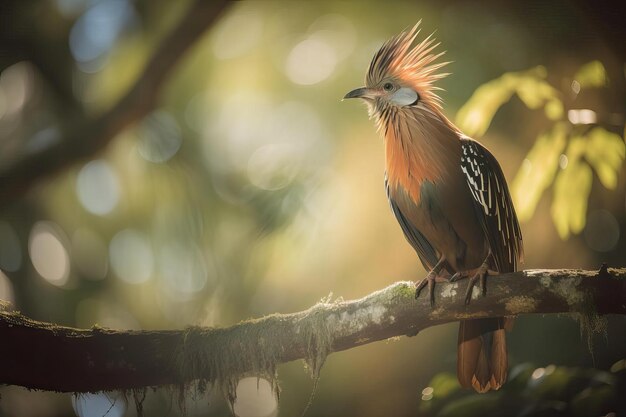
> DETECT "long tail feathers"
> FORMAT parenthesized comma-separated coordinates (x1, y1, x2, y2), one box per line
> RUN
(457, 318, 509, 393)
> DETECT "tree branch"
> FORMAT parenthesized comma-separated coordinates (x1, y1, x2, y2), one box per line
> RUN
(0, 268, 624, 394)
(0, 0, 231, 208)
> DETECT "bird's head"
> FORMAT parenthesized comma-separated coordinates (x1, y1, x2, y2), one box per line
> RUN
(344, 22, 449, 123)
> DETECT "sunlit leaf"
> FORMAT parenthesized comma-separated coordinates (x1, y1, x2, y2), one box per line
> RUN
(574, 60, 608, 88)
(610, 359, 626, 373)
(456, 66, 563, 137)
(544, 98, 564, 120)
(455, 75, 518, 137)
(551, 139, 592, 239)
(429, 372, 460, 399)
(584, 127, 626, 189)
(516, 74, 560, 111)
(511, 122, 568, 221)
(515, 77, 545, 109)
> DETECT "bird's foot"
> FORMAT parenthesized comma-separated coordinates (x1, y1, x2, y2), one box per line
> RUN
(464, 266, 488, 305)
(415, 257, 448, 307)
(415, 271, 449, 307)
(450, 262, 497, 305)
(414, 270, 436, 307)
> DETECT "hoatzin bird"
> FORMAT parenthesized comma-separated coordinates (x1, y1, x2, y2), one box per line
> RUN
(344, 23, 523, 392)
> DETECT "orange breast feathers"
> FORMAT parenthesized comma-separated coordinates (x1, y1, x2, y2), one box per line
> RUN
(383, 107, 461, 205)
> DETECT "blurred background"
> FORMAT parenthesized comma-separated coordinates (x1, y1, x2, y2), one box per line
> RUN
(0, 0, 625, 416)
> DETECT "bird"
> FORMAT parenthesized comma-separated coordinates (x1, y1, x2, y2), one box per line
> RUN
(343, 23, 523, 393)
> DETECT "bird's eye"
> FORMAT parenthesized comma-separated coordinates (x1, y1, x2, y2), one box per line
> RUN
(383, 82, 394, 91)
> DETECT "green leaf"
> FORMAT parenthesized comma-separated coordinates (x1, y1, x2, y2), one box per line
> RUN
(610, 359, 626, 373)
(455, 75, 518, 137)
(456, 66, 563, 137)
(544, 98, 564, 120)
(526, 366, 574, 399)
(429, 372, 460, 399)
(516, 75, 561, 112)
(584, 127, 626, 189)
(574, 60, 608, 88)
(419, 372, 461, 413)
(551, 139, 593, 239)
(511, 122, 568, 221)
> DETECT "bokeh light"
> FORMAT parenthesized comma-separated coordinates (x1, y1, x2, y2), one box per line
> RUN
(158, 241, 209, 301)
(421, 386, 434, 401)
(211, 91, 273, 170)
(26, 127, 61, 154)
(28, 221, 70, 287)
(247, 144, 299, 191)
(72, 393, 126, 417)
(69, 0, 135, 72)
(212, 10, 263, 60)
(76, 159, 120, 216)
(567, 109, 597, 125)
(109, 229, 153, 284)
(531, 367, 546, 380)
(137, 110, 182, 163)
(0, 62, 35, 117)
(285, 38, 337, 85)
(232, 377, 278, 417)
(0, 221, 22, 272)
(0, 270, 15, 304)
(206, 94, 327, 178)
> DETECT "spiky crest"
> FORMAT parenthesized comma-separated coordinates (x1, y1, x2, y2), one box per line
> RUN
(366, 22, 450, 109)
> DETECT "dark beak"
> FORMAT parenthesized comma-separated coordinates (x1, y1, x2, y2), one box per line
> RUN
(343, 87, 369, 100)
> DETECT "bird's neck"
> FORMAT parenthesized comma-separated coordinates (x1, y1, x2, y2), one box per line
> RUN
(382, 105, 461, 205)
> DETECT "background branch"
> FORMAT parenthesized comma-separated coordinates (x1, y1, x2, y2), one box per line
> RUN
(0, 268, 624, 393)
(0, 0, 231, 208)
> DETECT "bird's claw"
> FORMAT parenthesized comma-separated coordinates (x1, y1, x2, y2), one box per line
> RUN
(415, 271, 436, 307)
(463, 267, 488, 305)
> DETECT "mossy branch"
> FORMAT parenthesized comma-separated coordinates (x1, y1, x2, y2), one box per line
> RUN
(0, 268, 624, 396)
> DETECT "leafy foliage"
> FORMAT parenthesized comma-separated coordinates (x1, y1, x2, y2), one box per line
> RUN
(419, 360, 626, 417)
(456, 61, 625, 239)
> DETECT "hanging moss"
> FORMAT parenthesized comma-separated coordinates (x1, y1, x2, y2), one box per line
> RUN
(173, 298, 341, 413)
(576, 297, 608, 359)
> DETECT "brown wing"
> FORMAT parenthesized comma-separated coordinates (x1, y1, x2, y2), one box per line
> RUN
(385, 175, 439, 271)
(460, 138, 523, 273)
